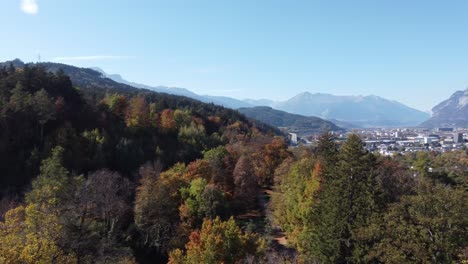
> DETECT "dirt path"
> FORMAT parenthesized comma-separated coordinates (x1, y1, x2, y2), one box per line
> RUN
(273, 232, 288, 246)
(260, 188, 289, 248)
(236, 188, 289, 248)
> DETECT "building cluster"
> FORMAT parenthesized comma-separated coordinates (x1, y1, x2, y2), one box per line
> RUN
(292, 127, 468, 155)
(348, 127, 467, 155)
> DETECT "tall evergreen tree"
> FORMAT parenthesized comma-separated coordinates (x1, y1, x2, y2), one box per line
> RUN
(316, 131, 339, 168)
(309, 134, 379, 263)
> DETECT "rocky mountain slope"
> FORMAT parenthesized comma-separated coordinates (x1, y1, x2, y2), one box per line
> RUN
(420, 88, 468, 127)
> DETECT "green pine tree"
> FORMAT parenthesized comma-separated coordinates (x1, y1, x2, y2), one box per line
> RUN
(308, 134, 380, 263)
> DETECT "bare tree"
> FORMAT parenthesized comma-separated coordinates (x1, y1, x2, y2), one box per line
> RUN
(84, 169, 133, 238)
(233, 155, 258, 210)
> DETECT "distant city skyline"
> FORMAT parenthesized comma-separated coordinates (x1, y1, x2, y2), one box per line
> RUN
(2, 0, 468, 111)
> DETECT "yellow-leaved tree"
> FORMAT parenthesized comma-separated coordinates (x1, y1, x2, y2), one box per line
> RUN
(0, 146, 78, 263)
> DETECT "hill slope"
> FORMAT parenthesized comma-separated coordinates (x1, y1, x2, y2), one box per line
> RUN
(92, 67, 252, 108)
(1, 59, 252, 109)
(0, 60, 281, 192)
(420, 88, 468, 127)
(238, 106, 343, 134)
(0, 61, 290, 263)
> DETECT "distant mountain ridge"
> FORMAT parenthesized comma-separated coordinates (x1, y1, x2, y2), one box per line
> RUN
(238, 106, 343, 134)
(0, 60, 251, 109)
(0, 59, 142, 96)
(91, 67, 252, 108)
(97, 67, 427, 127)
(420, 88, 468, 127)
(1, 59, 430, 127)
(0, 59, 283, 135)
(258, 92, 430, 127)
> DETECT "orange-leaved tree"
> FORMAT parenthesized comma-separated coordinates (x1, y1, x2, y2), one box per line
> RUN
(168, 217, 265, 264)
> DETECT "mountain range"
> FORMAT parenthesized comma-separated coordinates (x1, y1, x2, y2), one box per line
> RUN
(2, 59, 458, 128)
(264, 92, 430, 127)
(93, 66, 432, 127)
(97, 68, 433, 127)
(420, 88, 468, 127)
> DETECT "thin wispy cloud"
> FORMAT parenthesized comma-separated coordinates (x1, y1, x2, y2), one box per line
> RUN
(53, 55, 136, 62)
(20, 0, 38, 15)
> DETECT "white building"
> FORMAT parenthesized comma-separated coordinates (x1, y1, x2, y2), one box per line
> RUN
(289, 133, 298, 145)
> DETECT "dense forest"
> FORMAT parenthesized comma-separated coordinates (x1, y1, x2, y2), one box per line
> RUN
(0, 64, 466, 263)
(271, 134, 467, 263)
(238, 106, 343, 135)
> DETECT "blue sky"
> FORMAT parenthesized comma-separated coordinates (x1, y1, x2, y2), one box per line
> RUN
(1, 0, 468, 111)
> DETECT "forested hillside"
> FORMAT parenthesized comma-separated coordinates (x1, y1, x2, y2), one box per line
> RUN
(238, 106, 343, 134)
(0, 63, 278, 193)
(0, 64, 289, 263)
(0, 63, 466, 263)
